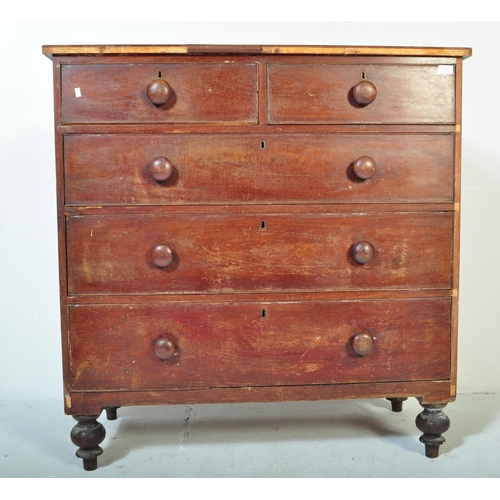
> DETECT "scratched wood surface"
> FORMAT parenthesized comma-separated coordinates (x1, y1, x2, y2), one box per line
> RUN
(61, 63, 258, 124)
(47, 47, 466, 420)
(268, 63, 456, 124)
(43, 44, 471, 469)
(66, 212, 453, 295)
(64, 133, 454, 205)
(68, 298, 451, 391)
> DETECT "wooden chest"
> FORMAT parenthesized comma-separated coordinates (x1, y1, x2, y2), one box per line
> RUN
(43, 44, 471, 470)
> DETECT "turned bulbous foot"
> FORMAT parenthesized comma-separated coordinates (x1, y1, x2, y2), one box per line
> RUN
(70, 415, 106, 471)
(415, 402, 450, 458)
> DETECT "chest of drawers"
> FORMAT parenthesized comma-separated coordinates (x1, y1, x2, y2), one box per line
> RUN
(43, 44, 471, 470)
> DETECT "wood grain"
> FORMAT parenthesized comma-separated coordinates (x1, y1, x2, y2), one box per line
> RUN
(268, 63, 456, 124)
(66, 212, 453, 295)
(44, 46, 468, 460)
(42, 45, 472, 58)
(68, 298, 451, 391)
(64, 133, 454, 205)
(61, 63, 258, 124)
(65, 381, 455, 414)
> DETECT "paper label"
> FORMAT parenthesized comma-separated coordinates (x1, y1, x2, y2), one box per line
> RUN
(74, 87, 81, 97)
(437, 65, 454, 75)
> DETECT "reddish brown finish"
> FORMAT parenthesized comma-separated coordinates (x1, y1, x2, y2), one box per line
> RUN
(68, 298, 451, 391)
(65, 381, 455, 416)
(147, 157, 174, 182)
(153, 337, 177, 361)
(146, 79, 173, 106)
(61, 63, 258, 124)
(352, 80, 377, 106)
(44, 46, 469, 467)
(353, 156, 377, 180)
(66, 203, 456, 217)
(268, 63, 455, 124)
(64, 134, 454, 205)
(351, 333, 375, 356)
(151, 244, 174, 268)
(66, 212, 453, 295)
(351, 241, 376, 265)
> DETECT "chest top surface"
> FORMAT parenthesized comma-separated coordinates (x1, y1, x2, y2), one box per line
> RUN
(42, 44, 472, 58)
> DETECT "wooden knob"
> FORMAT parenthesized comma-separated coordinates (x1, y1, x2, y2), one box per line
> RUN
(352, 241, 375, 264)
(353, 156, 377, 180)
(148, 157, 173, 182)
(147, 79, 172, 106)
(353, 80, 377, 105)
(351, 333, 375, 356)
(153, 337, 177, 360)
(151, 244, 174, 268)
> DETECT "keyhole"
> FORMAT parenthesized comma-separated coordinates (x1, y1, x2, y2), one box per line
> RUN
(158, 71, 162, 78)
(260, 220, 267, 230)
(361, 71, 367, 80)
(260, 141, 266, 149)
(261, 309, 267, 319)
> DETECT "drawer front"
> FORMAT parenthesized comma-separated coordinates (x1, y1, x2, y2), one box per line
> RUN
(61, 63, 258, 124)
(64, 134, 454, 205)
(68, 299, 451, 391)
(67, 212, 453, 294)
(268, 64, 455, 124)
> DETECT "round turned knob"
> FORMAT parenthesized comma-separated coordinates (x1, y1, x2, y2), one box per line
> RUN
(352, 241, 375, 264)
(351, 333, 375, 356)
(153, 337, 177, 360)
(151, 244, 174, 268)
(147, 78, 172, 106)
(353, 80, 377, 105)
(353, 156, 377, 180)
(148, 157, 173, 182)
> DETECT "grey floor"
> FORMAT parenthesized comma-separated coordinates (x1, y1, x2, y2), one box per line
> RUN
(1, 393, 499, 478)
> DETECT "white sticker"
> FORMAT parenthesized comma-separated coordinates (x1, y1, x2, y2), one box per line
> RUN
(437, 65, 454, 75)
(74, 87, 81, 97)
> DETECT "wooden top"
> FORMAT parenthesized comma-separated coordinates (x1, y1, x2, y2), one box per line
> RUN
(42, 44, 472, 59)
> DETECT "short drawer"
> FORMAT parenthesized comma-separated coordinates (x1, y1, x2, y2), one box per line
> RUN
(64, 134, 454, 205)
(61, 63, 258, 124)
(68, 298, 451, 391)
(66, 212, 453, 294)
(268, 63, 456, 124)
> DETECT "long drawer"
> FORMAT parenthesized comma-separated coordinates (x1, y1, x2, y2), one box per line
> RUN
(64, 134, 454, 205)
(61, 63, 258, 124)
(66, 212, 453, 294)
(68, 298, 451, 391)
(268, 63, 456, 124)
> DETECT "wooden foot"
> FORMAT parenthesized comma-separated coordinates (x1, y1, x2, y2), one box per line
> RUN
(104, 406, 120, 420)
(386, 397, 407, 412)
(415, 402, 450, 458)
(70, 415, 106, 471)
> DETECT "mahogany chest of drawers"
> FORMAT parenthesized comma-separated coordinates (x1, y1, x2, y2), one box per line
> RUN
(43, 44, 471, 470)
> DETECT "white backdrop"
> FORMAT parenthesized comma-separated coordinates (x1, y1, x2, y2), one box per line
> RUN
(0, 21, 496, 401)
